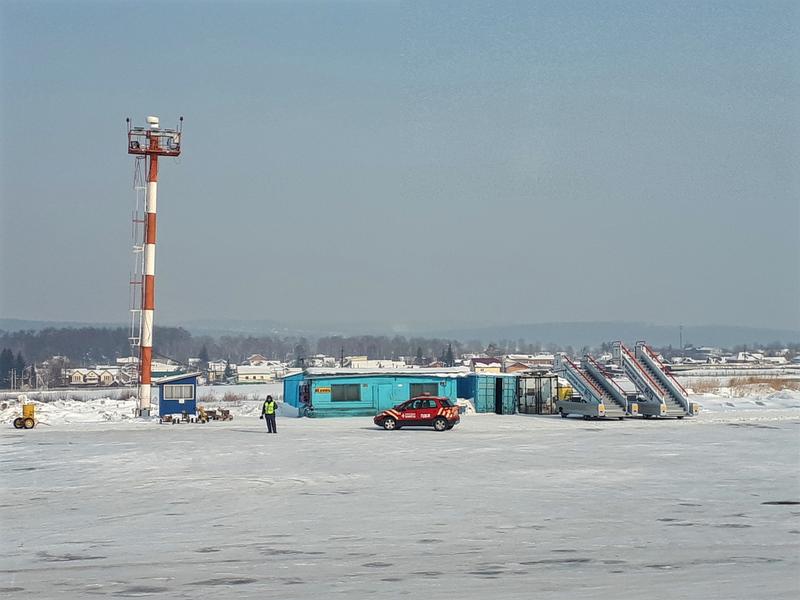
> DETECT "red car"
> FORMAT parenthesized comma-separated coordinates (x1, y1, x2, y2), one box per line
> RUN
(374, 396, 460, 431)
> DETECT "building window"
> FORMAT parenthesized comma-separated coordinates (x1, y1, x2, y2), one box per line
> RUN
(164, 384, 194, 400)
(410, 383, 439, 398)
(331, 384, 361, 402)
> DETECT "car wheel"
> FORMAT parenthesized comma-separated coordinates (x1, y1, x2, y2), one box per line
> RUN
(23, 417, 35, 429)
(559, 410, 568, 418)
(383, 417, 397, 430)
(433, 417, 448, 431)
(13, 417, 24, 429)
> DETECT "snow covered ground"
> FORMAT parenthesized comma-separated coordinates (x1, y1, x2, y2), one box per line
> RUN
(1, 389, 799, 599)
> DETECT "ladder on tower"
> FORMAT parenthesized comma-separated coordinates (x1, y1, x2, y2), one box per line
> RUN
(127, 156, 146, 388)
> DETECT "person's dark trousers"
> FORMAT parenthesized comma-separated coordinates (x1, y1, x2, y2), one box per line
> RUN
(265, 414, 277, 433)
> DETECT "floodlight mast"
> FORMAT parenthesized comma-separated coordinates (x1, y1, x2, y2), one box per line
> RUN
(126, 116, 183, 417)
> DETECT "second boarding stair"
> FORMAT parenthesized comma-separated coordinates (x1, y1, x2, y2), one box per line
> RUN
(554, 354, 628, 419)
(612, 341, 699, 417)
(581, 354, 638, 416)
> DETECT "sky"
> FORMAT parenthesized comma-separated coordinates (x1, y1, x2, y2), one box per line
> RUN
(1, 0, 798, 332)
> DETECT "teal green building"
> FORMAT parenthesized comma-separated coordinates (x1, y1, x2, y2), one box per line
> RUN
(283, 367, 471, 418)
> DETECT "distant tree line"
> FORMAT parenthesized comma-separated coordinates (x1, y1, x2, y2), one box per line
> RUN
(0, 327, 191, 365)
(2, 327, 795, 369)
(0, 327, 477, 365)
(0, 348, 27, 388)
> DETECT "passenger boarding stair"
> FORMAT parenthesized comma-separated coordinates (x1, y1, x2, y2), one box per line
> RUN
(612, 342, 697, 417)
(581, 355, 637, 416)
(554, 354, 627, 419)
(634, 342, 698, 416)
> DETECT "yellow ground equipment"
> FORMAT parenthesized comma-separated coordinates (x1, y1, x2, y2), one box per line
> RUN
(557, 385, 574, 400)
(13, 403, 36, 429)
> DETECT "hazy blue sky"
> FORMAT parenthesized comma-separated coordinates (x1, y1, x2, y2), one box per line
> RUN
(1, 0, 798, 331)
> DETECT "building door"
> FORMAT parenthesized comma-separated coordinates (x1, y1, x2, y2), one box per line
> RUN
(373, 384, 394, 410)
(539, 377, 556, 414)
(494, 378, 503, 414)
(477, 376, 492, 412)
(535, 386, 544, 413)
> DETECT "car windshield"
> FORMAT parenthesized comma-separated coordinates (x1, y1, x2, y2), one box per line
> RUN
(439, 399, 452, 407)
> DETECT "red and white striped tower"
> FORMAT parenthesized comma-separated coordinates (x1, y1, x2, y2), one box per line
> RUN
(127, 116, 182, 416)
(139, 125, 159, 413)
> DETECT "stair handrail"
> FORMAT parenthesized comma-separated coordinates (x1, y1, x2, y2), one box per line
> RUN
(582, 355, 630, 412)
(557, 354, 606, 404)
(638, 343, 689, 396)
(584, 354, 628, 397)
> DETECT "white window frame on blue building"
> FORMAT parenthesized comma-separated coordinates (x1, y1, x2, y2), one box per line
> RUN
(163, 384, 195, 400)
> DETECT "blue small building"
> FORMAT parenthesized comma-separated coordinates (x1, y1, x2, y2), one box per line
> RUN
(283, 368, 471, 418)
(457, 373, 518, 414)
(156, 371, 201, 417)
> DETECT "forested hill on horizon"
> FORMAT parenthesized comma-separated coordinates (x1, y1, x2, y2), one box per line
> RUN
(1, 318, 797, 351)
(431, 322, 800, 349)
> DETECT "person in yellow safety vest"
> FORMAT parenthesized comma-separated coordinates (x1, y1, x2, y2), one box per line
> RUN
(260, 395, 277, 433)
